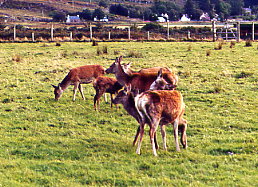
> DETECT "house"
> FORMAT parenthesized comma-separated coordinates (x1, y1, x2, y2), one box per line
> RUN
(156, 13, 169, 22)
(243, 7, 252, 15)
(180, 14, 190, 22)
(66, 15, 81, 23)
(200, 13, 210, 21)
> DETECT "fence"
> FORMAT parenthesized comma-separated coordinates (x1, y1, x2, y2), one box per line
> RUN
(0, 21, 257, 42)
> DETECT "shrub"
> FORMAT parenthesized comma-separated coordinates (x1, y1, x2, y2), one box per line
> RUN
(127, 51, 143, 58)
(206, 50, 211, 56)
(12, 54, 22, 62)
(230, 41, 236, 48)
(245, 40, 252, 47)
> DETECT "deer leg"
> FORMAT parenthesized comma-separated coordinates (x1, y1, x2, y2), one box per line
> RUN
(78, 84, 85, 100)
(136, 123, 145, 155)
(110, 93, 113, 108)
(73, 82, 79, 101)
(173, 120, 180, 152)
(179, 119, 187, 149)
(160, 124, 167, 151)
(94, 89, 104, 111)
(150, 124, 159, 156)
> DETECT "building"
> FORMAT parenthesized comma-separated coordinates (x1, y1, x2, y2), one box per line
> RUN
(66, 15, 81, 23)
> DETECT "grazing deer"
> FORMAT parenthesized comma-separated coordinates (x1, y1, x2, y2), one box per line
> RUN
(135, 90, 187, 156)
(105, 56, 178, 94)
(52, 65, 105, 101)
(93, 76, 123, 111)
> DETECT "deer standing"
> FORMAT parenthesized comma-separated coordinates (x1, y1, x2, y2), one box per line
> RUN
(52, 65, 105, 101)
(135, 90, 187, 156)
(105, 56, 178, 94)
(93, 76, 123, 111)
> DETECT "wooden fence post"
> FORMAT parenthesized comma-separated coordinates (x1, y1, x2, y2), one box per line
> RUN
(212, 20, 216, 42)
(108, 32, 111, 40)
(252, 22, 255, 41)
(147, 31, 150, 40)
(167, 22, 169, 39)
(90, 23, 93, 41)
(236, 22, 240, 42)
(13, 25, 16, 41)
(128, 27, 131, 40)
(51, 24, 54, 41)
(70, 32, 72, 41)
(32, 33, 35, 42)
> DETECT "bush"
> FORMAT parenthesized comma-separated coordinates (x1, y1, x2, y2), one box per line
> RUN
(245, 40, 252, 47)
(141, 22, 164, 32)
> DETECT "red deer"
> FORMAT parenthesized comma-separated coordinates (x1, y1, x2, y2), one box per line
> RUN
(52, 65, 105, 101)
(93, 76, 123, 111)
(112, 70, 177, 150)
(105, 56, 178, 94)
(135, 90, 187, 156)
(121, 61, 173, 76)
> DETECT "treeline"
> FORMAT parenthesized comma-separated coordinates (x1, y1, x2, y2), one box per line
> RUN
(66, 0, 257, 22)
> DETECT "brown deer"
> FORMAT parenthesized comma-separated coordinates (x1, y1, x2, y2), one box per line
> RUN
(52, 65, 105, 101)
(112, 69, 176, 149)
(135, 90, 187, 156)
(93, 76, 123, 111)
(121, 61, 173, 75)
(105, 56, 178, 94)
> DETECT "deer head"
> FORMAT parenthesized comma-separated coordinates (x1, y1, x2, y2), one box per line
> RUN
(52, 84, 63, 100)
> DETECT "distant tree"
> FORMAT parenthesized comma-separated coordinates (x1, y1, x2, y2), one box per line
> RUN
(99, 0, 109, 8)
(184, 0, 202, 20)
(49, 11, 66, 22)
(151, 1, 181, 21)
(79, 9, 92, 20)
(215, 0, 231, 20)
(229, 0, 244, 16)
(141, 22, 164, 32)
(93, 8, 105, 20)
(109, 4, 129, 17)
(197, 0, 212, 13)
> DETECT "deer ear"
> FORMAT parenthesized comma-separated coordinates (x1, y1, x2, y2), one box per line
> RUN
(157, 68, 163, 78)
(118, 56, 123, 63)
(52, 84, 57, 88)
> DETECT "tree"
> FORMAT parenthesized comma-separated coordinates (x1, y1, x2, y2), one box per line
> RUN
(215, 0, 231, 20)
(99, 0, 108, 8)
(49, 11, 66, 22)
(229, 0, 244, 16)
(79, 9, 92, 20)
(93, 8, 105, 20)
(184, 0, 202, 20)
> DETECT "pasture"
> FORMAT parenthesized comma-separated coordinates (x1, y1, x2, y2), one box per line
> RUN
(0, 41, 257, 186)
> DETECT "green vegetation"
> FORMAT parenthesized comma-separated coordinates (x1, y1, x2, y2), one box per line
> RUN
(0, 41, 257, 186)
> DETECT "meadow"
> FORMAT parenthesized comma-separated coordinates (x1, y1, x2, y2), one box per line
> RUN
(0, 41, 257, 186)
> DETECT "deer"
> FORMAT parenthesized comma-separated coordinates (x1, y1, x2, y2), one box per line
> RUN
(52, 65, 105, 101)
(93, 76, 123, 111)
(105, 56, 178, 95)
(121, 61, 173, 75)
(112, 69, 178, 151)
(135, 89, 187, 156)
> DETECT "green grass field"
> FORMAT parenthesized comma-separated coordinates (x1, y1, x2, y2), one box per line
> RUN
(0, 41, 257, 186)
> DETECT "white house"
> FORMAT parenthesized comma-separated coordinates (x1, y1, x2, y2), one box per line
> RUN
(200, 13, 210, 21)
(66, 15, 81, 23)
(180, 14, 190, 22)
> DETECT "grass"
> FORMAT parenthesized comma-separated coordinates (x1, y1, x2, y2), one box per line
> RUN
(0, 41, 257, 186)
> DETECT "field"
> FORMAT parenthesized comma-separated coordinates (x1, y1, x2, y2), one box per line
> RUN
(0, 41, 257, 186)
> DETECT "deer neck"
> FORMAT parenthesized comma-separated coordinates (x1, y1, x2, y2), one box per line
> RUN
(116, 62, 130, 86)
(59, 75, 71, 90)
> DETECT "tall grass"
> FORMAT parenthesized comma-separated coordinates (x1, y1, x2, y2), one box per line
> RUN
(0, 41, 257, 186)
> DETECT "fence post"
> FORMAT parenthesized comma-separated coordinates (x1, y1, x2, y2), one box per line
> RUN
(147, 31, 150, 40)
(167, 22, 169, 39)
(51, 24, 54, 41)
(212, 20, 216, 42)
(108, 32, 111, 40)
(128, 27, 131, 40)
(187, 31, 191, 39)
(90, 23, 93, 41)
(32, 32, 35, 42)
(70, 32, 73, 41)
(13, 25, 16, 41)
(252, 22, 255, 41)
(236, 22, 240, 42)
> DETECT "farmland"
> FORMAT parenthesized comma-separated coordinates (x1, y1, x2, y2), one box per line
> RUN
(0, 41, 257, 186)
